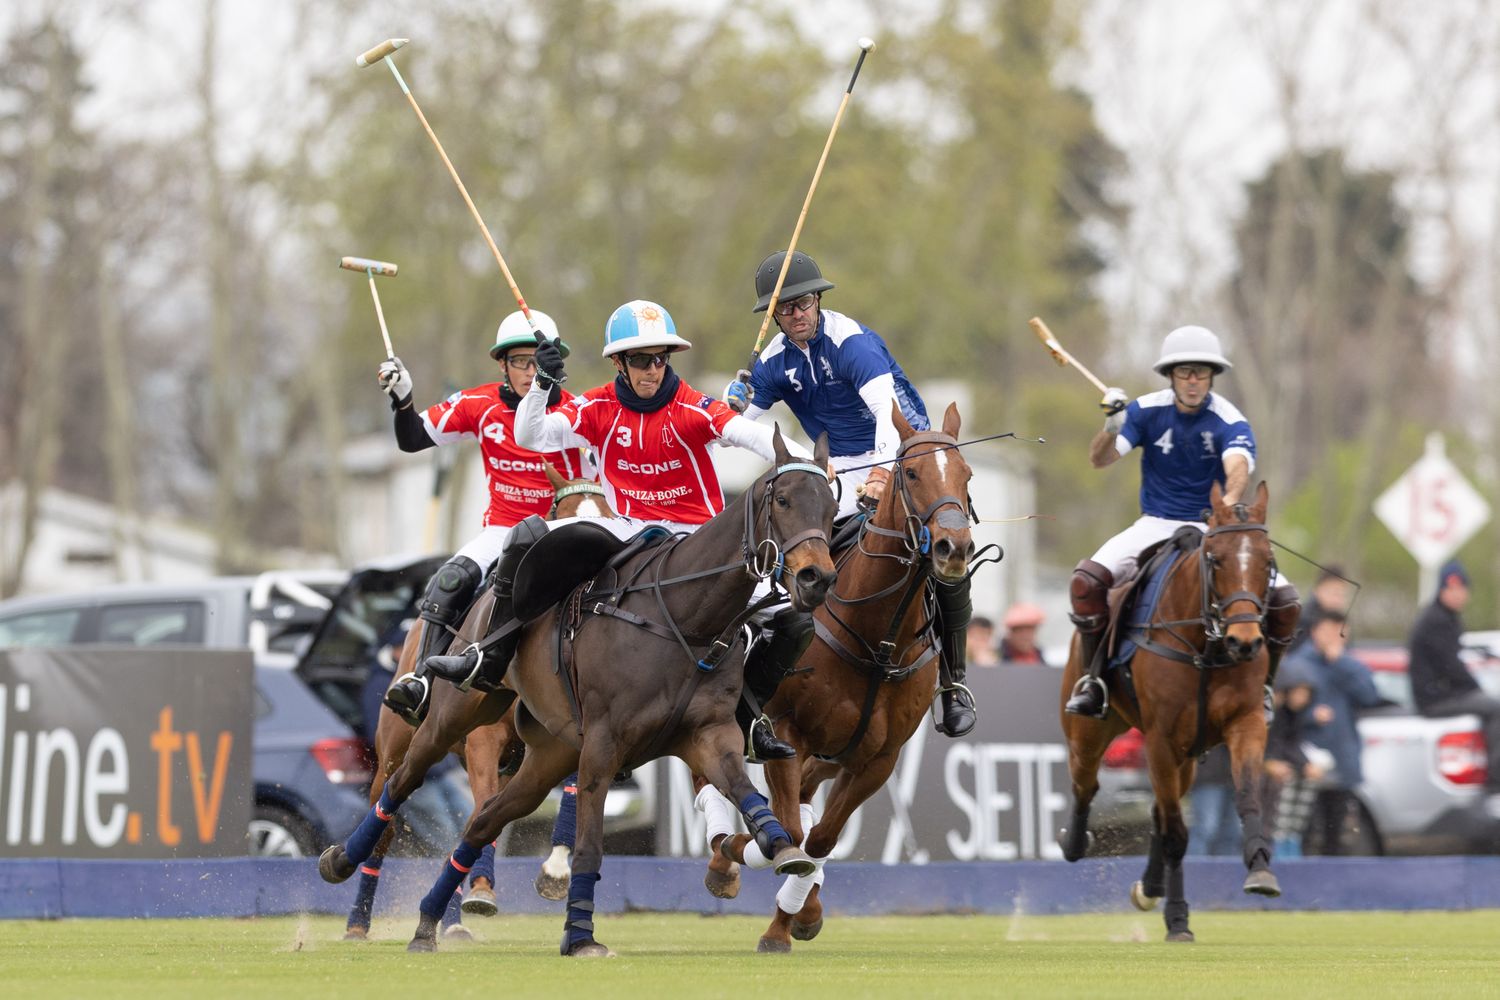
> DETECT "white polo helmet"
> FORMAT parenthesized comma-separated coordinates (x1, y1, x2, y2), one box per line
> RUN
(602, 300, 692, 357)
(1152, 325, 1232, 375)
(490, 309, 567, 360)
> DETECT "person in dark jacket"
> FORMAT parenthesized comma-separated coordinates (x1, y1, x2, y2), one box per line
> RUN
(1294, 610, 1383, 854)
(1408, 560, 1500, 801)
(1288, 566, 1353, 654)
(1262, 657, 1327, 858)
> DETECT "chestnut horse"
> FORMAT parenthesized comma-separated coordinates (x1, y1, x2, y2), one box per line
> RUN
(337, 468, 611, 939)
(710, 403, 978, 953)
(1059, 481, 1281, 942)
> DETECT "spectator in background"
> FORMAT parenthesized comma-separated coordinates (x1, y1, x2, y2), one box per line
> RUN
(1295, 610, 1382, 854)
(967, 616, 1001, 668)
(1408, 560, 1500, 810)
(360, 620, 413, 746)
(1262, 657, 1328, 859)
(1187, 744, 1241, 856)
(1290, 566, 1354, 653)
(999, 602, 1048, 665)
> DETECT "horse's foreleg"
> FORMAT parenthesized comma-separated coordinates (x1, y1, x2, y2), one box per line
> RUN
(458, 718, 516, 919)
(344, 719, 407, 937)
(687, 726, 812, 881)
(407, 729, 577, 953)
(1160, 800, 1193, 942)
(1060, 713, 1123, 862)
(1226, 710, 1281, 897)
(559, 736, 627, 959)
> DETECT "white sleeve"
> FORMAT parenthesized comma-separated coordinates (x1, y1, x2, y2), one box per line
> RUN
(741, 402, 770, 423)
(717, 414, 814, 463)
(515, 383, 590, 453)
(1114, 435, 1133, 456)
(856, 373, 901, 464)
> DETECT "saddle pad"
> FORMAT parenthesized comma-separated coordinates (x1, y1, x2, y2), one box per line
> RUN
(1108, 546, 1187, 673)
(513, 522, 671, 622)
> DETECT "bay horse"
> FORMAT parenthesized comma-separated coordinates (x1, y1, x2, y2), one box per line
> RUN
(400, 429, 838, 956)
(331, 468, 612, 937)
(1059, 480, 1280, 942)
(708, 403, 979, 954)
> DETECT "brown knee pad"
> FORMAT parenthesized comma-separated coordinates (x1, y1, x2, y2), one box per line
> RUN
(1069, 559, 1114, 633)
(1265, 583, 1301, 648)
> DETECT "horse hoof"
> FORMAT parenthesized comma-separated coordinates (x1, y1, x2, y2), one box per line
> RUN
(342, 926, 368, 941)
(704, 863, 741, 899)
(407, 914, 439, 952)
(756, 936, 792, 954)
(771, 846, 816, 877)
(535, 871, 569, 902)
(790, 916, 823, 941)
(1243, 869, 1282, 898)
(462, 884, 499, 917)
(1130, 881, 1160, 911)
(407, 936, 437, 953)
(1165, 930, 1196, 943)
(1058, 827, 1093, 863)
(318, 845, 355, 884)
(564, 941, 616, 958)
(442, 923, 474, 941)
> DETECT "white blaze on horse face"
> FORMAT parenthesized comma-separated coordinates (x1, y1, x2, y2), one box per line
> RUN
(576, 497, 607, 519)
(1237, 534, 1251, 578)
(933, 446, 948, 480)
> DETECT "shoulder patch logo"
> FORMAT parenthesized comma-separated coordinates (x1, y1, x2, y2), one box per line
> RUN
(1201, 431, 1216, 454)
(697, 394, 713, 410)
(820, 357, 834, 380)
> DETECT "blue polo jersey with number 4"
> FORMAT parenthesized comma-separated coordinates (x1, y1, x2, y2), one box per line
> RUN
(1117, 389, 1256, 521)
(747, 308, 928, 457)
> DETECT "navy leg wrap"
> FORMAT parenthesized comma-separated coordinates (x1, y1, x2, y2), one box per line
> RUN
(419, 841, 482, 920)
(739, 791, 790, 858)
(469, 841, 496, 887)
(440, 881, 464, 928)
(552, 774, 579, 849)
(346, 857, 383, 931)
(560, 871, 602, 955)
(344, 784, 402, 864)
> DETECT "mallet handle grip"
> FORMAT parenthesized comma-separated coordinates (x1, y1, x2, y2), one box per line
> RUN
(356, 38, 407, 68)
(1029, 317, 1109, 396)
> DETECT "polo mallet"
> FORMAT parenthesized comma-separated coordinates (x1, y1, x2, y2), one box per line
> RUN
(727, 37, 876, 412)
(356, 38, 557, 374)
(340, 256, 399, 358)
(1029, 316, 1113, 408)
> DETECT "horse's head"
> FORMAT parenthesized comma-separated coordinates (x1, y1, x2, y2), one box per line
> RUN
(1203, 480, 1273, 663)
(759, 426, 839, 611)
(882, 403, 974, 583)
(545, 464, 613, 521)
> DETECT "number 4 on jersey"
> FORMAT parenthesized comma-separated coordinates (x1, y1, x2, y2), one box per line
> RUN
(1154, 428, 1174, 454)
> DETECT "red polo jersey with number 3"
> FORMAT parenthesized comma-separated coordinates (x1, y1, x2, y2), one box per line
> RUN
(553, 380, 736, 523)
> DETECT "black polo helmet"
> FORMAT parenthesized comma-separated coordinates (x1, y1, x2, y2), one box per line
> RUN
(753, 251, 835, 313)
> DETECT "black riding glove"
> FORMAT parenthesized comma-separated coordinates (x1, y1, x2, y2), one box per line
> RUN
(533, 337, 567, 386)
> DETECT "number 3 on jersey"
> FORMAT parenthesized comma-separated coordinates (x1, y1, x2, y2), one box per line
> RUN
(615, 425, 633, 448)
(1154, 428, 1174, 454)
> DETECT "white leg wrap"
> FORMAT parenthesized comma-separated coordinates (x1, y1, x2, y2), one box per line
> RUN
(741, 839, 773, 870)
(775, 857, 826, 915)
(695, 784, 737, 847)
(541, 843, 570, 878)
(799, 803, 819, 847)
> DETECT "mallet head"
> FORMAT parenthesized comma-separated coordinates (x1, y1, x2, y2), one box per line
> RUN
(858, 36, 876, 52)
(356, 38, 408, 68)
(340, 256, 398, 277)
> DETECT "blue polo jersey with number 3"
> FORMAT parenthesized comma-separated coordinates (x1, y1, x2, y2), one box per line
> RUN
(1117, 389, 1256, 521)
(747, 309, 928, 457)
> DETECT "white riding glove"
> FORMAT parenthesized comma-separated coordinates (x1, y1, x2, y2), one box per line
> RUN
(1101, 386, 1127, 435)
(378, 357, 413, 407)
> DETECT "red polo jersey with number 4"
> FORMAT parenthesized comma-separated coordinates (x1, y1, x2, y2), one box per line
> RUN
(554, 380, 736, 523)
(421, 386, 588, 527)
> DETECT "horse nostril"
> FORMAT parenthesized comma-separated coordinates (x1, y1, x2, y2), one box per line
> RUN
(796, 566, 824, 591)
(965, 540, 976, 560)
(934, 538, 954, 559)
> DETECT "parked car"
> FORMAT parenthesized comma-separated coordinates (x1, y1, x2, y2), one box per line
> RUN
(0, 559, 465, 857)
(1088, 638, 1500, 855)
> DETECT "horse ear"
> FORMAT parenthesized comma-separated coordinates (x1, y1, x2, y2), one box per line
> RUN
(544, 463, 567, 491)
(892, 400, 914, 440)
(771, 423, 791, 464)
(1252, 480, 1270, 520)
(1209, 480, 1225, 513)
(942, 402, 961, 438)
(814, 431, 830, 467)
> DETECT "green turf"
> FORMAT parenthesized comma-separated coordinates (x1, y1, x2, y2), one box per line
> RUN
(2, 910, 1496, 999)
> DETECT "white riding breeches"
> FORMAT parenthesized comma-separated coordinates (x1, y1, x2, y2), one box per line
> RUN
(453, 524, 514, 572)
(1091, 515, 1288, 588)
(831, 452, 877, 520)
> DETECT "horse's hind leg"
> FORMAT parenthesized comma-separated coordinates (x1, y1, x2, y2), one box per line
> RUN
(408, 724, 579, 953)
(1132, 815, 1164, 911)
(458, 713, 520, 919)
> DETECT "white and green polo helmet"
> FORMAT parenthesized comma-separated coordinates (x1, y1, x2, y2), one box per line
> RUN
(601, 300, 692, 357)
(1152, 325, 1232, 375)
(490, 309, 569, 360)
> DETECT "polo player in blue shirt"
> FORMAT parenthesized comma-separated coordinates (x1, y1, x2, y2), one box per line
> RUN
(725, 251, 978, 737)
(1064, 325, 1300, 720)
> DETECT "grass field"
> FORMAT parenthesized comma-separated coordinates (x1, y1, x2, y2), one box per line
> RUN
(2, 910, 1497, 999)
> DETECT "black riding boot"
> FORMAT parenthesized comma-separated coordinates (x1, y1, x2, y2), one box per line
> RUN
(933, 576, 977, 738)
(425, 516, 549, 690)
(1262, 583, 1301, 725)
(384, 555, 483, 725)
(737, 607, 813, 762)
(1064, 559, 1113, 719)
